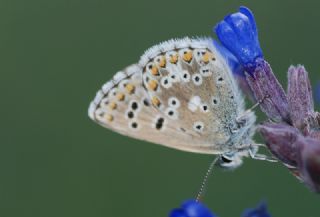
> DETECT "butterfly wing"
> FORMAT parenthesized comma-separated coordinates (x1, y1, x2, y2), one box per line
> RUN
(89, 38, 254, 154)
(89, 64, 219, 154)
(139, 37, 249, 153)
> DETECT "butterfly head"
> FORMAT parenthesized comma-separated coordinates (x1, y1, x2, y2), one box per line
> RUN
(218, 153, 244, 169)
(218, 143, 259, 169)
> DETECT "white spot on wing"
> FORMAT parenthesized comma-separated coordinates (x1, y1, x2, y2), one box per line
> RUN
(188, 96, 201, 112)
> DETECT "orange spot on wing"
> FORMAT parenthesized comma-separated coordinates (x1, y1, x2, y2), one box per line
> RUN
(109, 102, 117, 110)
(116, 93, 125, 101)
(202, 52, 215, 63)
(169, 54, 178, 64)
(125, 84, 135, 94)
(183, 51, 193, 62)
(151, 65, 159, 76)
(151, 96, 161, 107)
(105, 114, 114, 122)
(148, 80, 158, 91)
(158, 56, 166, 68)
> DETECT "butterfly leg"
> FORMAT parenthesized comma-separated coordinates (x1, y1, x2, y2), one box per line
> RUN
(236, 94, 270, 123)
(248, 146, 278, 162)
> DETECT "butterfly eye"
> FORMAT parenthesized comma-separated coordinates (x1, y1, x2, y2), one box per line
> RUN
(218, 154, 243, 169)
(193, 121, 204, 132)
(221, 155, 233, 163)
(192, 73, 203, 86)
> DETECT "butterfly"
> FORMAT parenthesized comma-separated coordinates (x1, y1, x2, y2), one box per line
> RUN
(88, 37, 266, 169)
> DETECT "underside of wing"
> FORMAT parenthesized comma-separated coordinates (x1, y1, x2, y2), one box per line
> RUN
(139, 37, 247, 152)
(88, 64, 223, 154)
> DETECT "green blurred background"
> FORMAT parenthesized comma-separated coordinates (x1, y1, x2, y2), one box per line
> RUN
(1, 0, 319, 216)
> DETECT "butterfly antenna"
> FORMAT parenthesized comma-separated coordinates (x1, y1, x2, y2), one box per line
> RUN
(195, 156, 220, 202)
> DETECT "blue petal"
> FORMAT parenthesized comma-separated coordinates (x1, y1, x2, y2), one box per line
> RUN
(239, 6, 257, 33)
(315, 81, 320, 105)
(169, 208, 188, 217)
(214, 6, 263, 70)
(169, 200, 216, 217)
(182, 200, 216, 217)
(213, 39, 244, 76)
(242, 202, 272, 217)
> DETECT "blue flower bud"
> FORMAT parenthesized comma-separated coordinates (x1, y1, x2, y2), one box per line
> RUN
(214, 6, 263, 71)
(315, 81, 320, 106)
(242, 201, 271, 217)
(169, 200, 216, 217)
